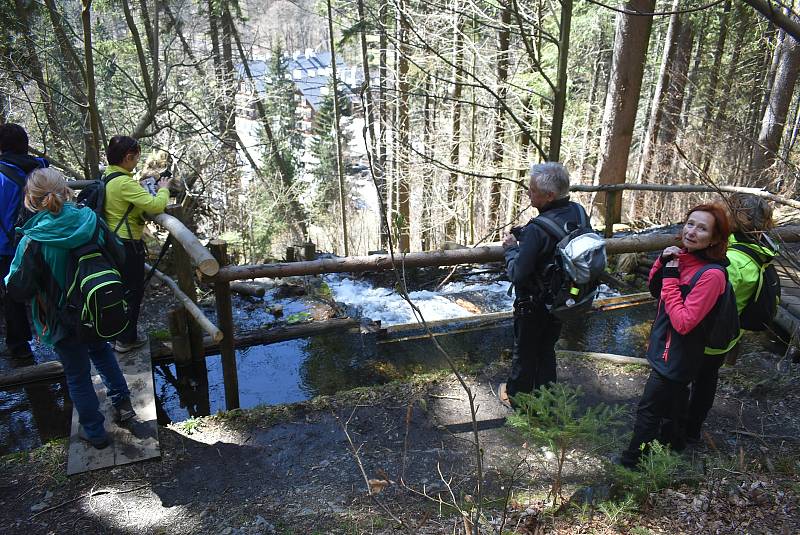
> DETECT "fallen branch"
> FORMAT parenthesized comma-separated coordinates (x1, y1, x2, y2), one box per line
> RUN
(145, 263, 223, 342)
(29, 484, 149, 520)
(729, 429, 800, 442)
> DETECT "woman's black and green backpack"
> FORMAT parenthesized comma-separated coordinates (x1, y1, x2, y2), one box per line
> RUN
(62, 220, 129, 341)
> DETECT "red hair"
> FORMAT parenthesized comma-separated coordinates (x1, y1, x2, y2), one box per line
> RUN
(682, 203, 731, 261)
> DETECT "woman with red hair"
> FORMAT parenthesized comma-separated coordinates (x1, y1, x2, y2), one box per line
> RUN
(620, 203, 731, 469)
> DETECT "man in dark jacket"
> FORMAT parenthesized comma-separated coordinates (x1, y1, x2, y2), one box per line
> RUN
(499, 162, 589, 405)
(0, 124, 48, 359)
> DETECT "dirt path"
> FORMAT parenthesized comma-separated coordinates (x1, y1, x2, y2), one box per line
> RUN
(2, 350, 799, 534)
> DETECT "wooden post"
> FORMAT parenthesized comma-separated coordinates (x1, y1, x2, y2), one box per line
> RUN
(167, 206, 205, 363)
(208, 239, 240, 410)
(168, 307, 192, 365)
(302, 242, 316, 261)
(604, 191, 617, 238)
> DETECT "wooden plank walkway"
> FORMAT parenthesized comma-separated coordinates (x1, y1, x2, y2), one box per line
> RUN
(776, 243, 800, 340)
(66, 342, 160, 475)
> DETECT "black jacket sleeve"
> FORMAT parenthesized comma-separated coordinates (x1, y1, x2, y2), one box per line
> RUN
(6, 239, 43, 302)
(505, 223, 548, 290)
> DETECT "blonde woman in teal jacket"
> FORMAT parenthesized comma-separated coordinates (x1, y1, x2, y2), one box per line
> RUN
(685, 194, 777, 442)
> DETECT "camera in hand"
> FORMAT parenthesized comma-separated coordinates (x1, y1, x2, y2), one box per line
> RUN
(510, 226, 523, 240)
(159, 169, 172, 179)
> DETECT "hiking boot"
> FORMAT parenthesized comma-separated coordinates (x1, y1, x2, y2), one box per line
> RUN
(113, 337, 147, 354)
(78, 426, 111, 450)
(113, 398, 136, 423)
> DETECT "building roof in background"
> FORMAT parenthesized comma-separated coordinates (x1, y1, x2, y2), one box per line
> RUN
(239, 50, 362, 111)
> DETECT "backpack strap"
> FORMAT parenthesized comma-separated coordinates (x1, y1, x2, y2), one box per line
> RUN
(532, 214, 568, 241)
(688, 263, 727, 288)
(0, 161, 26, 189)
(102, 171, 127, 185)
(730, 243, 768, 265)
(103, 171, 135, 238)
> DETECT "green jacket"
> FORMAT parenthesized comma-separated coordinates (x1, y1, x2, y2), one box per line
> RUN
(705, 233, 778, 355)
(103, 164, 169, 240)
(5, 204, 114, 346)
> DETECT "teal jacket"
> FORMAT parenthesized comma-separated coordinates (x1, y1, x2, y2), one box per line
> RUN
(705, 233, 778, 355)
(4, 203, 119, 346)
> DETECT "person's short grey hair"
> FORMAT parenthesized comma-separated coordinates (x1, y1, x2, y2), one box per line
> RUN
(529, 162, 570, 199)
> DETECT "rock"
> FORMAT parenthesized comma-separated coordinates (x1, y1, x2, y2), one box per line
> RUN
(253, 516, 275, 534)
(30, 490, 53, 512)
(692, 495, 709, 512)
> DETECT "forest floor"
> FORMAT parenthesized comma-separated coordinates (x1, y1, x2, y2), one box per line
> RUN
(2, 345, 799, 534)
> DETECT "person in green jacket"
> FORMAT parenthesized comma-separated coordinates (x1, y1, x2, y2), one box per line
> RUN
(5, 168, 134, 449)
(103, 136, 170, 353)
(685, 193, 777, 442)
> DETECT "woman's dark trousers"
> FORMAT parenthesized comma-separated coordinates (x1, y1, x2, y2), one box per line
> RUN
(118, 239, 145, 344)
(621, 369, 690, 468)
(506, 299, 562, 397)
(685, 353, 727, 441)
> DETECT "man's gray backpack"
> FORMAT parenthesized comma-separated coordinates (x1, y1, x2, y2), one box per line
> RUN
(533, 208, 607, 320)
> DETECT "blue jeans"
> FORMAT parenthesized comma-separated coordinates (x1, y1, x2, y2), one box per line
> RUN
(55, 340, 131, 441)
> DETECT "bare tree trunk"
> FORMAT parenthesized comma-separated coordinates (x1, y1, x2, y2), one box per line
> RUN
(751, 31, 800, 188)
(80, 0, 101, 178)
(701, 0, 731, 131)
(637, 3, 682, 185)
(218, 4, 242, 232)
(488, 2, 512, 240)
(356, 0, 388, 248)
(326, 0, 348, 256)
(44, 0, 96, 177)
(446, 9, 465, 241)
(421, 77, 433, 251)
(578, 25, 608, 182)
(681, 11, 707, 129)
(15, 0, 65, 160)
(396, 0, 411, 252)
(594, 0, 655, 226)
(379, 0, 389, 214)
(657, 19, 693, 177)
(548, 0, 573, 162)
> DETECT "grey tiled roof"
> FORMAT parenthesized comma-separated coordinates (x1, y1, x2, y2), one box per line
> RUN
(240, 51, 361, 111)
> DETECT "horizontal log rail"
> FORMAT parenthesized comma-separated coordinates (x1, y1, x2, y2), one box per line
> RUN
(206, 225, 800, 283)
(569, 183, 800, 211)
(145, 263, 223, 342)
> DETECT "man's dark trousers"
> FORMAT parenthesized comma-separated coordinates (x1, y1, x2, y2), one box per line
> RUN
(117, 239, 145, 344)
(506, 299, 562, 397)
(0, 255, 32, 354)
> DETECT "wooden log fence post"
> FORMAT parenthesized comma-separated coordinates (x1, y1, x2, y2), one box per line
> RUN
(168, 307, 192, 365)
(167, 206, 206, 363)
(208, 239, 240, 410)
(604, 190, 617, 238)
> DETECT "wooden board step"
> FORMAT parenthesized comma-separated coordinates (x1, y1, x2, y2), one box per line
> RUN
(66, 342, 160, 475)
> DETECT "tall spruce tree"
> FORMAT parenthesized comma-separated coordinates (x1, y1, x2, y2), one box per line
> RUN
(309, 82, 352, 221)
